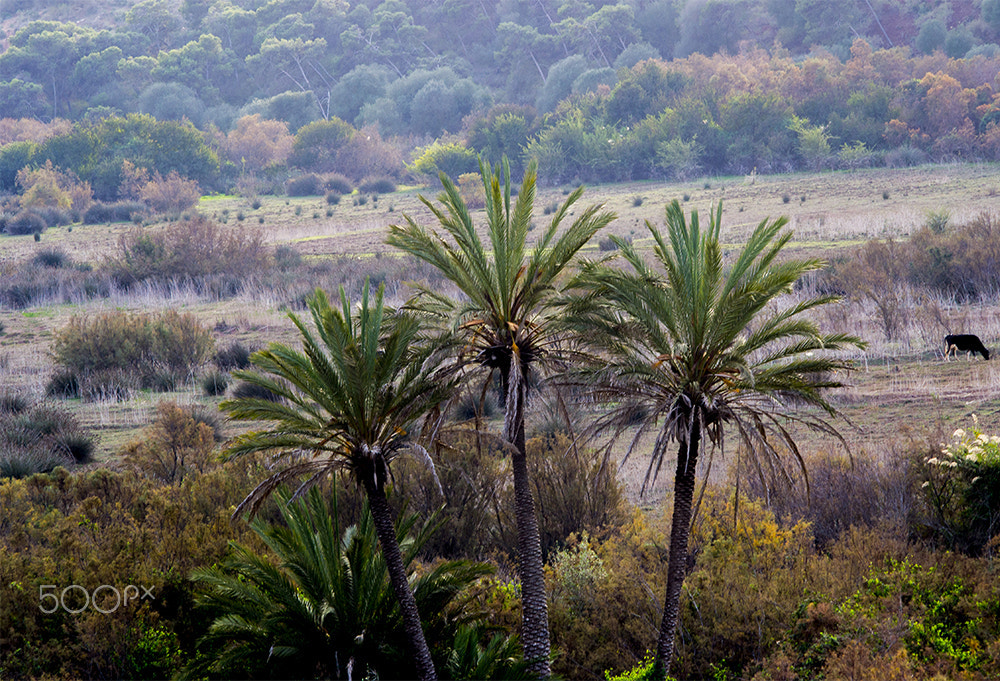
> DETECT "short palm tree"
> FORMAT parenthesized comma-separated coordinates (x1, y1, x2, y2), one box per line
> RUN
(387, 158, 616, 677)
(219, 283, 453, 681)
(183, 488, 492, 680)
(563, 200, 864, 679)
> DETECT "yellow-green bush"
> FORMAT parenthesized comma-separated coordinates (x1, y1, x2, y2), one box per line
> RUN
(50, 309, 213, 399)
(0, 464, 265, 679)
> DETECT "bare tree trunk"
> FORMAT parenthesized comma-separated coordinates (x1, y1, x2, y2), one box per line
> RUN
(653, 419, 701, 680)
(506, 364, 551, 678)
(364, 481, 438, 681)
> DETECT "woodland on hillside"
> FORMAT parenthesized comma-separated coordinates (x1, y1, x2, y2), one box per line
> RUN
(0, 0, 999, 208)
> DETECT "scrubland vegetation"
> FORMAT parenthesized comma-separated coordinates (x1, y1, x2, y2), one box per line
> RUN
(0, 158, 998, 680)
(4, 0, 1000, 674)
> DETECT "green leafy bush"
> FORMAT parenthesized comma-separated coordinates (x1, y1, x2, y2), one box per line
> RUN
(919, 417, 1000, 555)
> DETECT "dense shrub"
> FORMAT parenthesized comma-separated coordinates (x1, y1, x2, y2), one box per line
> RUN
(323, 174, 353, 194)
(230, 380, 283, 402)
(29, 205, 73, 227)
(122, 402, 219, 484)
(392, 431, 627, 561)
(213, 341, 255, 371)
(201, 371, 229, 396)
(0, 392, 29, 415)
(409, 141, 478, 179)
(741, 448, 919, 549)
(917, 417, 1000, 555)
(32, 247, 70, 268)
(83, 200, 147, 224)
(3, 209, 47, 235)
(905, 211, 1000, 300)
(50, 309, 214, 399)
(16, 160, 93, 214)
(105, 216, 270, 293)
(45, 370, 80, 398)
(884, 144, 928, 168)
(0, 465, 261, 679)
(358, 176, 396, 194)
(457, 172, 486, 208)
(0, 258, 113, 309)
(285, 173, 323, 196)
(138, 171, 201, 215)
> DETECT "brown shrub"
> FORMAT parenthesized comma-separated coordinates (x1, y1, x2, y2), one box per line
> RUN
(332, 125, 405, 181)
(740, 448, 921, 549)
(122, 401, 219, 484)
(139, 170, 201, 215)
(831, 238, 910, 340)
(105, 215, 270, 291)
(0, 117, 72, 145)
(223, 114, 293, 172)
(458, 172, 486, 209)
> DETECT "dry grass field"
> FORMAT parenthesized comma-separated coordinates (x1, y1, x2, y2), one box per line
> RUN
(3, 162, 1000, 503)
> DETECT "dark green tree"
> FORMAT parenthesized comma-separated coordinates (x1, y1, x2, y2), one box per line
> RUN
(387, 159, 616, 678)
(563, 200, 863, 678)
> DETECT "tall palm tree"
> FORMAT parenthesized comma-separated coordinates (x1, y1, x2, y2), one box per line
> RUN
(563, 200, 864, 679)
(219, 283, 453, 681)
(387, 158, 616, 677)
(183, 488, 492, 680)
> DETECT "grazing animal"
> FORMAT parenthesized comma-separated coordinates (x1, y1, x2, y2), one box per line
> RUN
(945, 334, 990, 360)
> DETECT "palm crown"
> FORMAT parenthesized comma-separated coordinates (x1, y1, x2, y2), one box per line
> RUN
(387, 158, 615, 390)
(567, 199, 863, 488)
(221, 283, 451, 514)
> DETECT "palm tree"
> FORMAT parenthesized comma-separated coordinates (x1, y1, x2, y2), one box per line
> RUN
(183, 488, 493, 680)
(387, 158, 616, 677)
(219, 283, 453, 681)
(563, 200, 864, 679)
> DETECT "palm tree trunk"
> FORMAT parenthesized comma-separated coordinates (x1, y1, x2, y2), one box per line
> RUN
(363, 481, 438, 681)
(505, 366, 551, 678)
(652, 419, 701, 680)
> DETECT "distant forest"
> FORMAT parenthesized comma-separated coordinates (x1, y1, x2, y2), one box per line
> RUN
(1, 0, 1000, 191)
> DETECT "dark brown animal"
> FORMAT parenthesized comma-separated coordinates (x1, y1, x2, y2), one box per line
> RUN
(945, 334, 990, 360)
